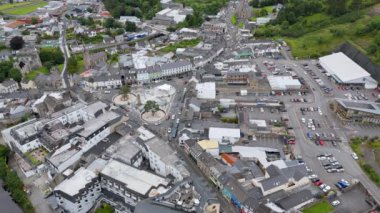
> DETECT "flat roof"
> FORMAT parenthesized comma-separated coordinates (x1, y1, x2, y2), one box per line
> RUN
(145, 137, 179, 165)
(209, 127, 240, 139)
(101, 160, 170, 195)
(267, 76, 301, 90)
(55, 167, 97, 197)
(86, 101, 108, 116)
(231, 146, 287, 169)
(196, 82, 216, 99)
(78, 111, 120, 138)
(197, 140, 219, 150)
(336, 98, 380, 115)
(319, 52, 370, 83)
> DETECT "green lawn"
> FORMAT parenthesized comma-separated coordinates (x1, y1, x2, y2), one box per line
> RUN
(95, 204, 114, 213)
(0, 2, 31, 11)
(160, 38, 201, 53)
(231, 14, 237, 25)
(302, 200, 333, 213)
(25, 66, 50, 80)
(6, 1, 48, 15)
(24, 152, 41, 166)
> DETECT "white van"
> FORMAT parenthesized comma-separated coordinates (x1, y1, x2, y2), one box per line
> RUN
(104, 91, 111, 94)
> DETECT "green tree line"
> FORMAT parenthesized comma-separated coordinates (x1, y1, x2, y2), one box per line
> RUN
(0, 145, 34, 213)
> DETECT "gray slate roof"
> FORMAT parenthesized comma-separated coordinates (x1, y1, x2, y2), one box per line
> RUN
(275, 189, 314, 210)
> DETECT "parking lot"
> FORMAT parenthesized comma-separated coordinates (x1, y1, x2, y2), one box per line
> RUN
(335, 186, 373, 213)
(239, 107, 283, 121)
(298, 60, 379, 102)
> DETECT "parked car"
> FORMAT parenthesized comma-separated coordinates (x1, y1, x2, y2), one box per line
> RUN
(331, 200, 340, 206)
(351, 152, 359, 160)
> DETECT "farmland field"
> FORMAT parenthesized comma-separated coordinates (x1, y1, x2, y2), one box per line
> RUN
(6, 1, 48, 15)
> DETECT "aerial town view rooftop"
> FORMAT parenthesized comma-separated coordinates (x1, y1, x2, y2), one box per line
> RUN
(0, 0, 379, 213)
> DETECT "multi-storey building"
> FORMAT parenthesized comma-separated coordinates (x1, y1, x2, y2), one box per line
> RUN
(136, 61, 193, 83)
(331, 98, 380, 124)
(100, 159, 171, 210)
(54, 167, 101, 213)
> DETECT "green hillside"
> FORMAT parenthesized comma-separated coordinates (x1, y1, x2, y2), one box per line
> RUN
(255, 0, 380, 63)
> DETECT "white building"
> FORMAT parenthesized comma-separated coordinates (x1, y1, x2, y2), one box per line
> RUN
(100, 159, 170, 206)
(81, 75, 122, 90)
(54, 167, 101, 213)
(208, 127, 240, 145)
(0, 79, 19, 94)
(267, 76, 301, 91)
(196, 82, 216, 99)
(319, 52, 378, 89)
(119, 16, 141, 24)
(256, 17, 271, 25)
(136, 127, 190, 182)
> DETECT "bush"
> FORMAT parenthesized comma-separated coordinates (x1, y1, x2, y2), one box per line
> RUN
(0, 145, 34, 213)
(221, 117, 239, 124)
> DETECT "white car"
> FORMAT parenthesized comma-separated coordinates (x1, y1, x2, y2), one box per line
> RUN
(331, 200, 340, 206)
(308, 174, 317, 179)
(351, 152, 359, 160)
(311, 126, 315, 131)
(322, 185, 331, 193)
(301, 118, 306, 123)
(319, 184, 326, 189)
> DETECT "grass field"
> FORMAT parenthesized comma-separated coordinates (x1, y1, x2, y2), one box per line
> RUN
(302, 200, 333, 213)
(0, 2, 31, 11)
(284, 12, 380, 61)
(160, 38, 201, 53)
(25, 66, 49, 80)
(350, 137, 380, 187)
(6, 1, 48, 15)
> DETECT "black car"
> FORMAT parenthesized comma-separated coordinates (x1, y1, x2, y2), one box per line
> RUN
(311, 178, 320, 183)
(315, 141, 320, 145)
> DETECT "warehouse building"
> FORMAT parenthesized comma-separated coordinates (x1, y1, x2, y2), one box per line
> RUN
(319, 52, 378, 89)
(267, 76, 301, 91)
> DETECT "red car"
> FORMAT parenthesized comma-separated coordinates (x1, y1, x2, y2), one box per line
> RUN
(314, 181, 323, 186)
(319, 140, 324, 146)
(288, 140, 296, 145)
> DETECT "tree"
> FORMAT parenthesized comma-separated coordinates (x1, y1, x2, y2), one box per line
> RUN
(9, 68, 22, 83)
(67, 57, 79, 75)
(125, 21, 137, 32)
(10, 36, 24, 50)
(119, 84, 129, 101)
(115, 28, 125, 35)
(259, 8, 268, 17)
(31, 17, 38, 25)
(144, 100, 159, 116)
(326, 0, 348, 16)
(350, 0, 362, 11)
(0, 61, 13, 82)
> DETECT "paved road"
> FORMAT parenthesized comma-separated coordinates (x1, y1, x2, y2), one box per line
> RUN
(59, 16, 70, 89)
(282, 59, 380, 204)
